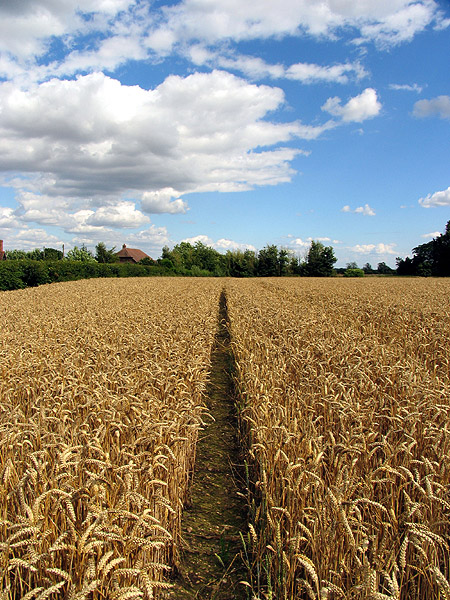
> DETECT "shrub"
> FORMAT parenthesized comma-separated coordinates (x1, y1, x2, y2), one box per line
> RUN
(21, 260, 51, 287)
(343, 268, 365, 277)
(0, 262, 25, 291)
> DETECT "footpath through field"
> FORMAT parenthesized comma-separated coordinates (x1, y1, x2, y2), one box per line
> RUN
(168, 290, 248, 600)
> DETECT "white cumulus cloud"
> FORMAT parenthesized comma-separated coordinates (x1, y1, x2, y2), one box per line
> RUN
(182, 234, 212, 246)
(0, 206, 21, 229)
(0, 0, 135, 62)
(0, 70, 324, 233)
(141, 190, 188, 214)
(214, 238, 257, 252)
(0, 0, 445, 83)
(419, 186, 450, 207)
(86, 202, 150, 228)
(291, 238, 311, 250)
(322, 88, 381, 122)
(350, 243, 397, 255)
(4, 227, 65, 250)
(147, 0, 444, 52)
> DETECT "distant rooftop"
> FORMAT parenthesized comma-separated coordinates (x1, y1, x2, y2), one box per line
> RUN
(115, 243, 150, 263)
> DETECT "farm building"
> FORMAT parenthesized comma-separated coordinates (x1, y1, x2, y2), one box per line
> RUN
(0, 240, 5, 260)
(115, 244, 151, 264)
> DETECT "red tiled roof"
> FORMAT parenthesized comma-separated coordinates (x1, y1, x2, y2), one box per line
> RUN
(116, 244, 150, 263)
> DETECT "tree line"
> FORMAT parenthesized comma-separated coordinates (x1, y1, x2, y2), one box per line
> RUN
(159, 240, 337, 277)
(2, 240, 338, 278)
(1, 220, 448, 291)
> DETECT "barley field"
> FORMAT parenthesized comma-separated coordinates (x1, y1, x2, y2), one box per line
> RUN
(0, 278, 222, 599)
(225, 278, 450, 599)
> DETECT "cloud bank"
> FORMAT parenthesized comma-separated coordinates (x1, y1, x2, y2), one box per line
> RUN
(0, 0, 446, 82)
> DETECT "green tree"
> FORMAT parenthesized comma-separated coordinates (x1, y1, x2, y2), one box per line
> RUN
(4, 249, 27, 260)
(95, 242, 117, 263)
(161, 241, 224, 275)
(66, 244, 96, 262)
(397, 220, 450, 276)
(161, 245, 172, 260)
(43, 247, 63, 260)
(257, 244, 280, 276)
(5, 247, 63, 261)
(278, 248, 290, 276)
(377, 262, 394, 275)
(192, 241, 222, 273)
(304, 241, 337, 276)
(170, 242, 195, 271)
(225, 249, 258, 277)
(27, 248, 45, 261)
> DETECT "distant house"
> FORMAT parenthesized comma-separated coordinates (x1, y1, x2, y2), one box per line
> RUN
(115, 244, 151, 264)
(0, 240, 5, 261)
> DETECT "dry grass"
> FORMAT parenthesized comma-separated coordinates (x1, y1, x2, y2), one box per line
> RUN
(0, 277, 222, 599)
(225, 277, 450, 600)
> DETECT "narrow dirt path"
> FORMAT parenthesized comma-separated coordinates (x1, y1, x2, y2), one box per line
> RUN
(168, 290, 248, 600)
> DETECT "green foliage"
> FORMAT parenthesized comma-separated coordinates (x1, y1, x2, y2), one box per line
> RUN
(160, 240, 338, 277)
(4, 249, 28, 260)
(66, 244, 96, 262)
(257, 244, 280, 276)
(44, 247, 64, 260)
(21, 261, 51, 287)
(4, 247, 63, 261)
(256, 245, 291, 276)
(377, 262, 395, 275)
(224, 249, 257, 277)
(0, 260, 53, 290)
(304, 240, 337, 276)
(95, 242, 117, 263)
(0, 259, 170, 291)
(397, 220, 450, 277)
(343, 268, 365, 277)
(161, 241, 226, 276)
(138, 257, 154, 265)
(0, 262, 26, 291)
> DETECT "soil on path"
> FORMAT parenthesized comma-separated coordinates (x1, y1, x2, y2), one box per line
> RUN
(168, 290, 248, 600)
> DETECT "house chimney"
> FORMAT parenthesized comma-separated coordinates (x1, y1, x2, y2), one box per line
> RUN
(0, 240, 3, 254)
(122, 244, 126, 249)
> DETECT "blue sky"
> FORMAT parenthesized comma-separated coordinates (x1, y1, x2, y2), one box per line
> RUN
(0, 0, 449, 267)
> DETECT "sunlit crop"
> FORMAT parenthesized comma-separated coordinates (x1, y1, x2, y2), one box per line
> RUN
(0, 278, 222, 600)
(2, 276, 449, 599)
(226, 277, 450, 599)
